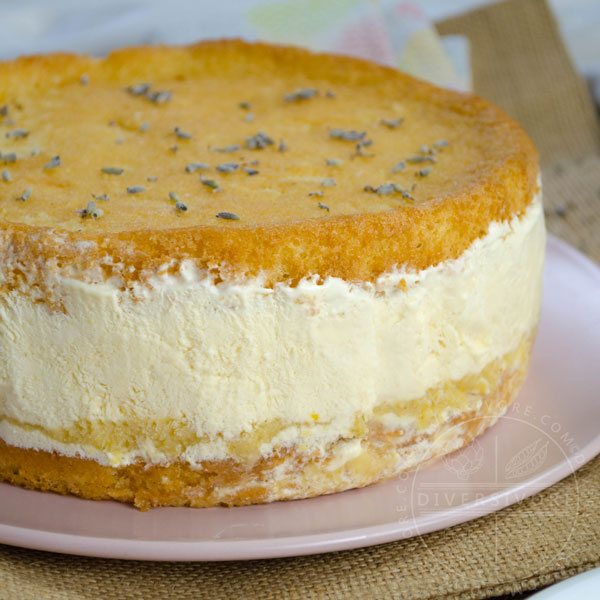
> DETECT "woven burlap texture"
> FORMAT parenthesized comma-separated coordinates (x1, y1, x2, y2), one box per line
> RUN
(1, 0, 599, 598)
(438, 0, 600, 264)
(0, 457, 595, 600)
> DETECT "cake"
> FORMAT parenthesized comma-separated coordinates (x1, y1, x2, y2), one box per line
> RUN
(0, 40, 544, 509)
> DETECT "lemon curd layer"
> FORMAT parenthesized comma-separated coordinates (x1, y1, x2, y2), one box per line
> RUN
(0, 192, 545, 467)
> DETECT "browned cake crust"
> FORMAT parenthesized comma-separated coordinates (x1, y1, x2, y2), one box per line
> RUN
(0, 40, 538, 294)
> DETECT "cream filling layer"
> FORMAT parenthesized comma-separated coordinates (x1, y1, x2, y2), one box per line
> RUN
(0, 193, 545, 466)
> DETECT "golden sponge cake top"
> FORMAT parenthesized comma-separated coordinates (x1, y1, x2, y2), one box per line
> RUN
(0, 40, 538, 286)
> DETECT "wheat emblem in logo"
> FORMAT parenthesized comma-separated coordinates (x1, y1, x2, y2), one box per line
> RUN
(443, 439, 485, 480)
(505, 437, 549, 479)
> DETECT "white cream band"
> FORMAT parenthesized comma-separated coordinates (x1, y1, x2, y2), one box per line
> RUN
(0, 193, 545, 466)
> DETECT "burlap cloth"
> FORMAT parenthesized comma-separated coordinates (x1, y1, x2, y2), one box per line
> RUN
(1, 0, 599, 597)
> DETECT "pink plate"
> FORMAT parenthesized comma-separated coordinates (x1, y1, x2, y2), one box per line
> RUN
(0, 234, 599, 561)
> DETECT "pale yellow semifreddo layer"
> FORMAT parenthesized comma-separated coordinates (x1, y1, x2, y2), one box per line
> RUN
(0, 193, 545, 467)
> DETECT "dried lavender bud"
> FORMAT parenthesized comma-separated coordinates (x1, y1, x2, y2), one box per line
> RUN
(245, 131, 274, 149)
(16, 188, 32, 201)
(5, 129, 29, 139)
(174, 126, 192, 140)
(91, 193, 109, 202)
(374, 183, 396, 195)
(212, 145, 241, 153)
(146, 90, 172, 104)
(354, 140, 374, 157)
(216, 162, 239, 173)
(284, 88, 318, 102)
(216, 211, 240, 220)
(169, 191, 187, 212)
(364, 183, 413, 199)
(126, 83, 151, 96)
(201, 176, 220, 190)
(186, 162, 210, 173)
(329, 129, 366, 141)
(406, 156, 435, 164)
(101, 167, 124, 175)
(44, 155, 61, 169)
(380, 118, 403, 129)
(77, 200, 103, 219)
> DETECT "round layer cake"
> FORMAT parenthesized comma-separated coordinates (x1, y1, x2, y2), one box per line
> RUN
(0, 41, 544, 509)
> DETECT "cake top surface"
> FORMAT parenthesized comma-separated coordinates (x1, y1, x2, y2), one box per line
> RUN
(0, 41, 538, 285)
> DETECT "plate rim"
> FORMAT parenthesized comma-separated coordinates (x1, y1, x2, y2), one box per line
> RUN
(0, 433, 598, 561)
(1, 234, 599, 561)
